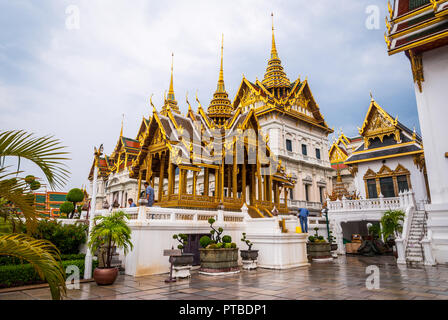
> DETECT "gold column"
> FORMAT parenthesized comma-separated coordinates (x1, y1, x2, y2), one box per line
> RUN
(233, 146, 237, 199)
(178, 168, 184, 200)
(204, 168, 209, 197)
(167, 157, 174, 197)
(250, 166, 256, 204)
(158, 154, 165, 202)
(215, 168, 219, 201)
(146, 153, 153, 183)
(137, 170, 142, 201)
(193, 171, 197, 197)
(268, 174, 272, 202)
(241, 161, 246, 203)
(220, 164, 224, 202)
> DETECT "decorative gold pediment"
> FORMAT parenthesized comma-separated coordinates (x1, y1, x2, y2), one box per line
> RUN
(363, 168, 377, 180)
(377, 165, 393, 176)
(394, 164, 410, 175)
(329, 145, 347, 163)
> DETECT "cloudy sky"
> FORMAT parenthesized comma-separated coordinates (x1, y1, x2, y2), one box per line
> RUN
(0, 0, 419, 191)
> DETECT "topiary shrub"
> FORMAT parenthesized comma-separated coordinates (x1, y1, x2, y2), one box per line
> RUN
(200, 235, 211, 248)
(222, 235, 232, 243)
(66, 188, 85, 219)
(59, 201, 74, 217)
(208, 243, 218, 249)
(224, 243, 232, 248)
(230, 243, 237, 248)
(29, 180, 41, 190)
(24, 175, 35, 184)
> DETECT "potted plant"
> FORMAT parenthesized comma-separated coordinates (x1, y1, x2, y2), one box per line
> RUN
(172, 233, 194, 266)
(199, 218, 239, 274)
(240, 233, 258, 261)
(380, 209, 405, 259)
(88, 210, 133, 285)
(307, 228, 331, 261)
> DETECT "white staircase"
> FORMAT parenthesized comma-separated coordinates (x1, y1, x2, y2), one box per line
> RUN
(405, 210, 426, 263)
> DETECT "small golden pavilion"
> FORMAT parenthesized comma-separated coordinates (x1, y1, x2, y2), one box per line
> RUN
(128, 36, 295, 217)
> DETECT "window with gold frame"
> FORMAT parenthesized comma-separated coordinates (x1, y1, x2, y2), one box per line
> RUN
(363, 164, 412, 199)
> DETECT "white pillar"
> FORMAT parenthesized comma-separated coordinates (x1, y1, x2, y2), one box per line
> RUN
(84, 157, 98, 280)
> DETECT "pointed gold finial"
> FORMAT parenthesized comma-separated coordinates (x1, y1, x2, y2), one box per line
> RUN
(168, 53, 175, 100)
(120, 114, 124, 137)
(271, 13, 278, 60)
(370, 91, 374, 101)
(186, 91, 192, 111)
(219, 34, 224, 82)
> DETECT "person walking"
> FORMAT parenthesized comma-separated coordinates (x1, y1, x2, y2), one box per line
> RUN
(144, 182, 154, 207)
(298, 207, 309, 233)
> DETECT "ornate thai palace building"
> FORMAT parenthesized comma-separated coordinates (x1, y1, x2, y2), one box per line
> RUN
(328, 132, 363, 198)
(232, 15, 334, 215)
(385, 0, 448, 264)
(87, 16, 333, 217)
(88, 34, 295, 218)
(345, 96, 429, 204)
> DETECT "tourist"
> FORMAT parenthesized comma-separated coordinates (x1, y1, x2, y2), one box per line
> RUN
(144, 182, 154, 207)
(128, 198, 137, 208)
(298, 207, 309, 233)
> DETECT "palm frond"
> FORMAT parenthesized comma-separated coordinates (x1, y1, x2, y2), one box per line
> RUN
(0, 233, 66, 300)
(0, 168, 38, 232)
(0, 130, 70, 189)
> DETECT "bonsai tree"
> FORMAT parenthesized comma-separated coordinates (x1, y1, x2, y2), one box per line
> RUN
(66, 188, 84, 219)
(199, 218, 236, 249)
(88, 210, 133, 269)
(380, 209, 405, 240)
(59, 201, 74, 218)
(173, 233, 188, 254)
(241, 233, 254, 251)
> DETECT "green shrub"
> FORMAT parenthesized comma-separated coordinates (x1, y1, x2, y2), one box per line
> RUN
(30, 181, 41, 190)
(200, 236, 211, 248)
(208, 243, 218, 249)
(0, 253, 86, 266)
(0, 259, 98, 289)
(59, 201, 74, 215)
(216, 243, 223, 249)
(230, 243, 237, 248)
(222, 235, 232, 243)
(24, 175, 35, 184)
(224, 243, 232, 248)
(22, 220, 88, 254)
(308, 236, 315, 243)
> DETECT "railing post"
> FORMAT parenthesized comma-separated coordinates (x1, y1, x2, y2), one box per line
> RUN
(217, 207, 224, 223)
(137, 205, 146, 221)
(170, 211, 176, 222)
(395, 239, 406, 264)
(379, 193, 384, 209)
(341, 195, 347, 210)
(408, 189, 416, 208)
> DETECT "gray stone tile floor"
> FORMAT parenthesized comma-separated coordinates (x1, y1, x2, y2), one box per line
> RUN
(2, 255, 448, 300)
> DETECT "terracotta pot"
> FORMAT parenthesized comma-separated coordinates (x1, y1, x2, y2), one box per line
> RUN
(93, 267, 118, 285)
(240, 250, 259, 261)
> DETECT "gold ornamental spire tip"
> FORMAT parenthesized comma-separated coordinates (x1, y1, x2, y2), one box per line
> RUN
(271, 13, 278, 59)
(168, 53, 175, 97)
(120, 114, 124, 137)
(219, 34, 224, 82)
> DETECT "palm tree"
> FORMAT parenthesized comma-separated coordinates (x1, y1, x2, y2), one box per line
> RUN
(0, 130, 70, 299)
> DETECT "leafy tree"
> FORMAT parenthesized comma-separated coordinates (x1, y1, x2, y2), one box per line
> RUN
(66, 188, 84, 219)
(59, 201, 74, 218)
(88, 210, 133, 268)
(380, 209, 405, 240)
(0, 130, 69, 299)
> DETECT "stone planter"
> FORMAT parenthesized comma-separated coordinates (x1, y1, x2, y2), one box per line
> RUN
(172, 253, 194, 267)
(240, 250, 259, 261)
(307, 242, 332, 261)
(93, 267, 119, 285)
(199, 248, 240, 274)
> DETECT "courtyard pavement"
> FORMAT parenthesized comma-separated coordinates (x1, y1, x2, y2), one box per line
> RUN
(2, 255, 448, 300)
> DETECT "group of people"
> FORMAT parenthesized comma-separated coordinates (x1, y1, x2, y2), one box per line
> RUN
(120, 182, 155, 209)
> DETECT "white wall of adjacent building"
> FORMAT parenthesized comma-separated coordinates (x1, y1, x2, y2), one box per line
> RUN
(414, 45, 448, 263)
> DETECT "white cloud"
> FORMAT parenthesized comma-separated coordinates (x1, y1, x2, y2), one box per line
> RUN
(0, 0, 419, 190)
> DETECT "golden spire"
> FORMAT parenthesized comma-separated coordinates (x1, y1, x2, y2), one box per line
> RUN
(162, 53, 180, 115)
(207, 34, 233, 127)
(168, 53, 175, 101)
(262, 13, 290, 93)
(271, 13, 278, 60)
(120, 114, 124, 137)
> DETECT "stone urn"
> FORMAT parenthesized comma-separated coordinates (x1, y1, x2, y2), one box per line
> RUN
(199, 248, 239, 274)
(172, 253, 194, 267)
(307, 242, 332, 261)
(240, 250, 258, 261)
(93, 267, 119, 285)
